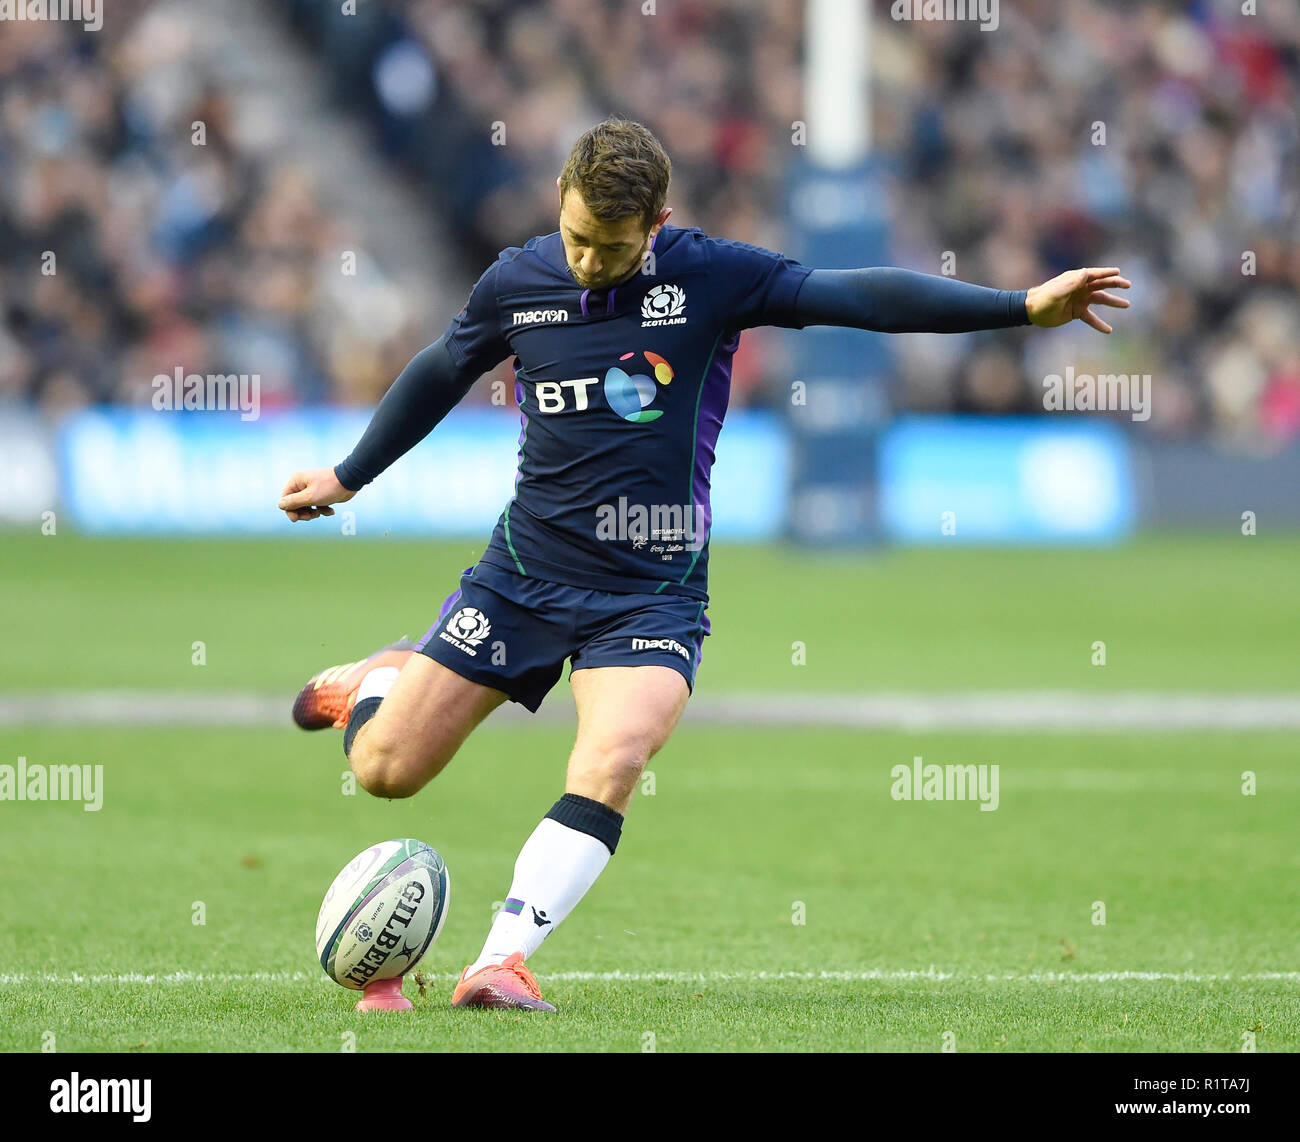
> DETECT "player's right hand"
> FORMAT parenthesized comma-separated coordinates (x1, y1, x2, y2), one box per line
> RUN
(278, 468, 356, 522)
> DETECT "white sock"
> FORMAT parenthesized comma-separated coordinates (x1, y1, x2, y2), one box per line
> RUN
(356, 665, 400, 703)
(467, 818, 612, 974)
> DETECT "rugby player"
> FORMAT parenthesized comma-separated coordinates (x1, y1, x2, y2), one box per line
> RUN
(279, 118, 1129, 1012)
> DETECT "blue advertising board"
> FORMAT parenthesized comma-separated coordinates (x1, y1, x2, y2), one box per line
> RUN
(879, 418, 1135, 543)
(56, 407, 791, 540)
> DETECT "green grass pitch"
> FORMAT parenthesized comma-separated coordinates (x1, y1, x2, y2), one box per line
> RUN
(0, 532, 1297, 1051)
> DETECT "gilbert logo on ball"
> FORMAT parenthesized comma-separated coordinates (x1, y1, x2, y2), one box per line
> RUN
(316, 839, 450, 1011)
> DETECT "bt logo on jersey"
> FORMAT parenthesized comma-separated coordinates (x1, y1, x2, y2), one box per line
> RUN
(533, 351, 675, 422)
(535, 377, 599, 412)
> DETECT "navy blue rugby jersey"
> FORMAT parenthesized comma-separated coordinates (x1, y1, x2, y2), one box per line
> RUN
(446, 225, 812, 602)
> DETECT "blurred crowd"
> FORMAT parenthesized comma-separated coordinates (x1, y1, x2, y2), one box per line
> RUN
(876, 0, 1300, 449)
(2, 0, 1297, 448)
(0, 0, 429, 415)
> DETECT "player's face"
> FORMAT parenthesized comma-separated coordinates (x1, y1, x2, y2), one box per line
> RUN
(558, 188, 668, 291)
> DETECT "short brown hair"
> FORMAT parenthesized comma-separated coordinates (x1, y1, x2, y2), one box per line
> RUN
(559, 118, 671, 230)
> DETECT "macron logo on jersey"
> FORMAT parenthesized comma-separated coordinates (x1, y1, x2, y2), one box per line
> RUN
(641, 284, 686, 326)
(513, 308, 569, 326)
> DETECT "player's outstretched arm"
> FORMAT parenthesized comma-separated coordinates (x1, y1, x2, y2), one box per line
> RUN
(277, 334, 479, 523)
(791, 266, 1129, 335)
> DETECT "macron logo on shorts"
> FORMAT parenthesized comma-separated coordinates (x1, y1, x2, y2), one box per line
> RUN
(631, 636, 689, 660)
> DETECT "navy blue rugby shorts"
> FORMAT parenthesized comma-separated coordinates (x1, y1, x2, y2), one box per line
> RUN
(415, 560, 709, 712)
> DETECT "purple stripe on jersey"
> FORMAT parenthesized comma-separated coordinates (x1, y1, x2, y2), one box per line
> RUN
(579, 288, 591, 316)
(607, 288, 617, 313)
(513, 374, 527, 490)
(689, 331, 741, 550)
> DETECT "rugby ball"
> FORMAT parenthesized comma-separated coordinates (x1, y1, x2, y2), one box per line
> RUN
(315, 838, 450, 990)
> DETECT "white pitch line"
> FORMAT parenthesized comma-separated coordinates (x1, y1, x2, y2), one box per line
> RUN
(2, 689, 1299, 730)
(1, 970, 1296, 985)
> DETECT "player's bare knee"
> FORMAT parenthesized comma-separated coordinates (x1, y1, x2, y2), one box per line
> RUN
(571, 741, 649, 798)
(350, 735, 421, 800)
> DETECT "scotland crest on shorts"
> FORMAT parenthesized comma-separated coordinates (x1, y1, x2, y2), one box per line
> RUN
(447, 607, 490, 645)
(440, 606, 491, 656)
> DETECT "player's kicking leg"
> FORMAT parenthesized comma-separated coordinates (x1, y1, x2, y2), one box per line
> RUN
(291, 561, 702, 1013)
(294, 643, 507, 798)
(451, 664, 689, 1013)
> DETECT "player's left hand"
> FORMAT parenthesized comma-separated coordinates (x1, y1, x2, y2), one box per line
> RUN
(1026, 267, 1131, 334)
(278, 467, 355, 522)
